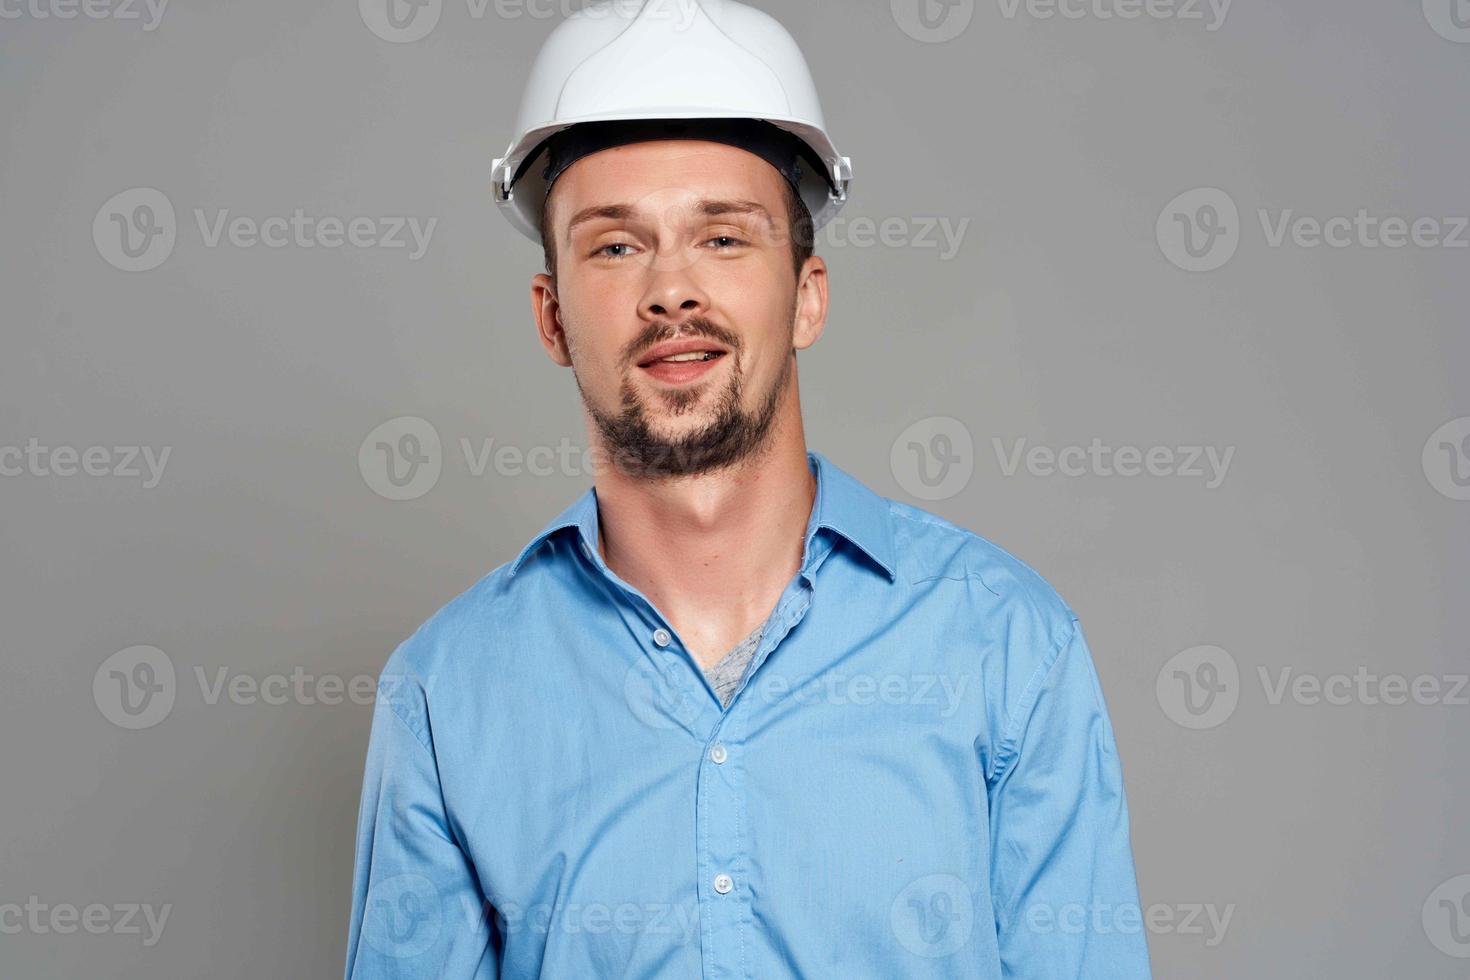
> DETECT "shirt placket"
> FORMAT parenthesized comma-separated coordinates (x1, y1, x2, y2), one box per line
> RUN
(691, 549, 829, 979)
(579, 528, 829, 979)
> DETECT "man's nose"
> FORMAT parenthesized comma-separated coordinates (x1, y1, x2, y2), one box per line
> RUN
(638, 261, 710, 323)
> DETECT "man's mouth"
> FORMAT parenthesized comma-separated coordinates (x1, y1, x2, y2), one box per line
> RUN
(638, 350, 726, 367)
(636, 342, 730, 385)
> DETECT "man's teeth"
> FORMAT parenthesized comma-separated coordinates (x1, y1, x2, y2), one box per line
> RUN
(658, 351, 720, 362)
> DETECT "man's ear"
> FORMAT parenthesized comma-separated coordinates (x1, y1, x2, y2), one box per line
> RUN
(530, 273, 573, 367)
(791, 255, 828, 351)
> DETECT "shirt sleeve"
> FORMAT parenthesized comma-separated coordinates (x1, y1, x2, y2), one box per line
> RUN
(344, 665, 499, 979)
(986, 619, 1152, 979)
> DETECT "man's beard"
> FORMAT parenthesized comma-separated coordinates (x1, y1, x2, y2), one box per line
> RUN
(575, 316, 794, 480)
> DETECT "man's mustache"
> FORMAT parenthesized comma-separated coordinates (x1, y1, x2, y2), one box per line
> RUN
(624, 317, 743, 366)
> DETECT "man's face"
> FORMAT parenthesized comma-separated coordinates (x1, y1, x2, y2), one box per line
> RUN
(530, 139, 826, 479)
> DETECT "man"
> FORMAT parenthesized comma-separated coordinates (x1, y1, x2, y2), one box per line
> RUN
(344, 1, 1150, 977)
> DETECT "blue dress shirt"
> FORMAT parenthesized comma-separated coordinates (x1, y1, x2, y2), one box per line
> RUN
(344, 449, 1151, 978)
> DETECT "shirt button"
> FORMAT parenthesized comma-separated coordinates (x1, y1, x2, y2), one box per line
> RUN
(652, 628, 672, 648)
(709, 743, 728, 764)
(713, 873, 733, 895)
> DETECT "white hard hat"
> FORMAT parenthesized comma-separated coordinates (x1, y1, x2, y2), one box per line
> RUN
(491, 0, 852, 245)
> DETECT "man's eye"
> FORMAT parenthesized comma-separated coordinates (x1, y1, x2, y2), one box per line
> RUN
(706, 235, 747, 249)
(595, 242, 636, 259)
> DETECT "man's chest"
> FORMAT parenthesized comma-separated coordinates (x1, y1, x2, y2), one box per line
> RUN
(447, 675, 995, 977)
(418, 567, 1014, 975)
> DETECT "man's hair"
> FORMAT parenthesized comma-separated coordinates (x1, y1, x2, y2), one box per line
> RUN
(541, 175, 815, 284)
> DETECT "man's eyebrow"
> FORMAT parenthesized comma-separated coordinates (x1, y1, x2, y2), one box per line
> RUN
(564, 199, 775, 237)
(565, 203, 636, 236)
(699, 199, 775, 231)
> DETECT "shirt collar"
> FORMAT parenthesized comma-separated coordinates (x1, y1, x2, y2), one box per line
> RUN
(508, 448, 897, 582)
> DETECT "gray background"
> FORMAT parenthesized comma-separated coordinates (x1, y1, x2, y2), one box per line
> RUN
(3, 0, 1468, 976)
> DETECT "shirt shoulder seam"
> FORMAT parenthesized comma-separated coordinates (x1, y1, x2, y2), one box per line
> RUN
(885, 504, 1066, 604)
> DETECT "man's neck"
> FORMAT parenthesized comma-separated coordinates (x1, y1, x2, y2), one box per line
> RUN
(590, 414, 815, 671)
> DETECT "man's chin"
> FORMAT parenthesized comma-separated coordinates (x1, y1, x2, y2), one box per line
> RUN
(591, 421, 759, 479)
(587, 368, 781, 478)
(634, 378, 718, 417)
(640, 409, 722, 439)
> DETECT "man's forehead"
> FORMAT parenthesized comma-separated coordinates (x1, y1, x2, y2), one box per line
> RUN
(563, 198, 777, 236)
(547, 139, 787, 232)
